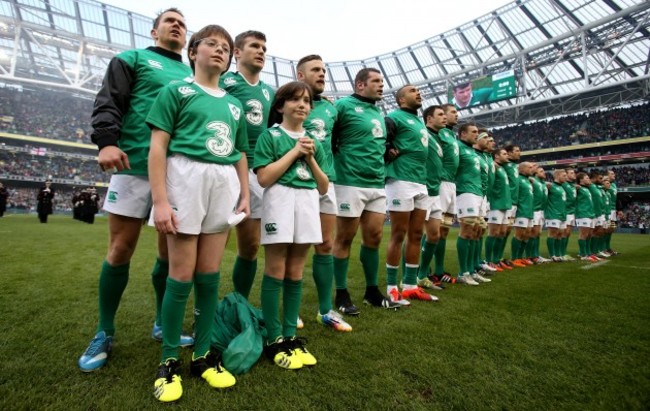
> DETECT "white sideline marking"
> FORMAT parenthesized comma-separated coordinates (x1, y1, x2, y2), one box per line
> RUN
(608, 264, 650, 271)
(580, 260, 610, 270)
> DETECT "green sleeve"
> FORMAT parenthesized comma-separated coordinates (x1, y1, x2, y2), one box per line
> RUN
(253, 131, 274, 171)
(145, 85, 178, 135)
(234, 108, 249, 153)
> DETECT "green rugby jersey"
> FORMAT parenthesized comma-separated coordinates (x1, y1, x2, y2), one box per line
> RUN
(488, 163, 512, 211)
(146, 80, 248, 164)
(333, 95, 386, 188)
(303, 97, 337, 181)
(576, 185, 595, 219)
(601, 187, 611, 218)
(608, 182, 617, 210)
(455, 140, 482, 196)
(220, 72, 274, 165)
(253, 125, 326, 190)
(532, 176, 547, 212)
(484, 153, 495, 195)
(515, 175, 534, 219)
(588, 183, 604, 216)
(545, 182, 567, 221)
(502, 162, 519, 205)
(96, 48, 192, 176)
(425, 128, 444, 196)
(562, 181, 577, 215)
(475, 149, 489, 196)
(385, 108, 428, 185)
(437, 127, 459, 182)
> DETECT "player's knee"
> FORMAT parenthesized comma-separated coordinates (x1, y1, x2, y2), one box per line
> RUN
(314, 238, 333, 255)
(107, 241, 136, 265)
(238, 243, 259, 260)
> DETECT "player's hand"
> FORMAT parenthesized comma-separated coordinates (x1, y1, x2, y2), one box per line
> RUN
(236, 196, 251, 219)
(387, 148, 399, 161)
(153, 202, 178, 235)
(98, 146, 131, 172)
(299, 137, 315, 156)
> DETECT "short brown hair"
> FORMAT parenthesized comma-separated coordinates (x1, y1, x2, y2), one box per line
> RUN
(153, 8, 183, 29)
(187, 25, 234, 73)
(297, 54, 322, 72)
(354, 68, 381, 87)
(234, 30, 266, 50)
(422, 105, 443, 122)
(268, 81, 314, 127)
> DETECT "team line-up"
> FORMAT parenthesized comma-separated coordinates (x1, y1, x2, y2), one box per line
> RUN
(75, 9, 620, 403)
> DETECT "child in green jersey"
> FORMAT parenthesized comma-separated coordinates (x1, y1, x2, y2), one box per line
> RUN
(254, 81, 329, 370)
(148, 25, 249, 403)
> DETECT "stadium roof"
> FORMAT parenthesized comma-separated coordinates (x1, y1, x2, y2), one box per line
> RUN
(0, 0, 648, 125)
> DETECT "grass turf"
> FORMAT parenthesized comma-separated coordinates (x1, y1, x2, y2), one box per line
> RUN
(0, 215, 648, 410)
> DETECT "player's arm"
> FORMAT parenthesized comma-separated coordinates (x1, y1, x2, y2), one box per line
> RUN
(255, 133, 306, 188)
(384, 116, 399, 162)
(148, 128, 176, 234)
(331, 119, 341, 154)
(234, 156, 250, 218)
(306, 140, 329, 195)
(91, 57, 135, 172)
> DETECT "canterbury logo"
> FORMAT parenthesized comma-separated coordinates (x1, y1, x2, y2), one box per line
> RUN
(265, 223, 277, 233)
(339, 203, 350, 211)
(177, 86, 196, 96)
(392, 199, 401, 205)
(148, 59, 163, 70)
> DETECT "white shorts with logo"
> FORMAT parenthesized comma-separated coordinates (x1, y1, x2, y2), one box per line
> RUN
(513, 217, 534, 228)
(439, 181, 456, 215)
(506, 205, 518, 220)
(456, 193, 482, 218)
(565, 214, 576, 226)
(533, 210, 544, 226)
(249, 168, 265, 219)
(487, 210, 508, 225)
(385, 179, 429, 212)
(426, 195, 442, 221)
(576, 218, 595, 228)
(334, 184, 386, 217)
(479, 197, 489, 217)
(103, 174, 152, 219)
(319, 183, 337, 216)
(150, 155, 240, 235)
(545, 219, 566, 229)
(595, 215, 606, 227)
(261, 184, 322, 245)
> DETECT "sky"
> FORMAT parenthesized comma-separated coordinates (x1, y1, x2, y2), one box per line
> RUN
(101, 0, 513, 62)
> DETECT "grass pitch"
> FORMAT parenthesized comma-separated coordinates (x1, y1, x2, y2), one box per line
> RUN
(0, 215, 649, 410)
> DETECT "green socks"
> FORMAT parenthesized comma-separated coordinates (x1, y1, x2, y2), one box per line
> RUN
(386, 264, 399, 287)
(485, 236, 495, 264)
(261, 275, 283, 342)
(232, 256, 257, 299)
(457, 237, 471, 274)
(333, 257, 349, 290)
(404, 264, 418, 286)
(97, 260, 130, 336)
(578, 239, 587, 256)
(161, 277, 192, 362)
(418, 241, 437, 279)
(312, 254, 333, 315)
(547, 237, 556, 257)
(360, 245, 379, 287)
(282, 279, 303, 338)
(193, 272, 220, 360)
(434, 239, 446, 275)
(151, 258, 169, 327)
